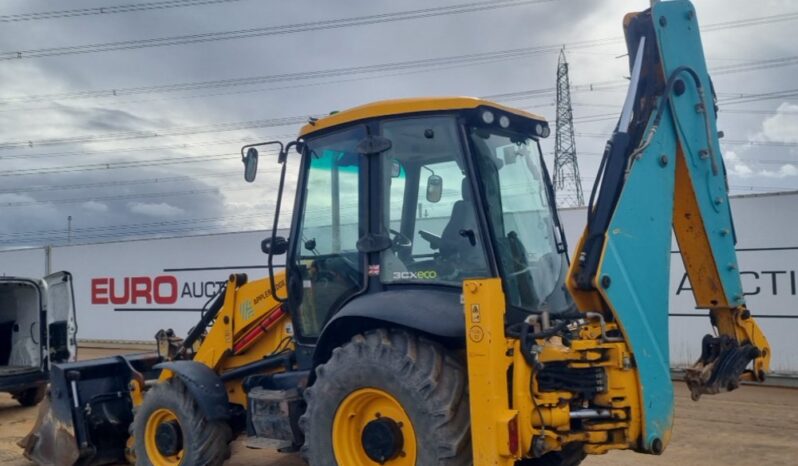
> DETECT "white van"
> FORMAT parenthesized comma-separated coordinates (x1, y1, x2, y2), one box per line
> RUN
(0, 271, 77, 406)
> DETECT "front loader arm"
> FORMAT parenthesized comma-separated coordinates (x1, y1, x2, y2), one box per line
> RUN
(568, 0, 770, 451)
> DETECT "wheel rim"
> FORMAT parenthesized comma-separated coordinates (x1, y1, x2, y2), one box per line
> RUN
(144, 408, 184, 466)
(333, 388, 417, 465)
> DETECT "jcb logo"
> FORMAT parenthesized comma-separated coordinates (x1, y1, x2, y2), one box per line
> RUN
(392, 270, 438, 280)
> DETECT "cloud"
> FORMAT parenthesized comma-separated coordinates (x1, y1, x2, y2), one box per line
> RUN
(723, 150, 753, 177)
(724, 147, 798, 179)
(758, 103, 798, 144)
(81, 200, 108, 212)
(759, 164, 798, 179)
(128, 202, 185, 217)
(0, 192, 35, 203)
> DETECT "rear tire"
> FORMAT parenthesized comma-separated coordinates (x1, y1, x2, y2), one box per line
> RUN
(132, 378, 231, 466)
(516, 443, 586, 466)
(300, 328, 471, 466)
(12, 385, 46, 407)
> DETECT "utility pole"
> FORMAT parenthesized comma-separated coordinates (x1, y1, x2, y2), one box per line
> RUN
(553, 48, 585, 207)
(67, 215, 72, 244)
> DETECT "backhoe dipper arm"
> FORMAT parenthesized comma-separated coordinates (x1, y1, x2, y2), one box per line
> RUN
(567, 0, 771, 451)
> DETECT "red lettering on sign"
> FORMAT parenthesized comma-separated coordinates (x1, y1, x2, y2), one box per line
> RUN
(91, 275, 179, 306)
(109, 277, 130, 305)
(91, 278, 109, 304)
(130, 276, 152, 304)
(154, 276, 178, 304)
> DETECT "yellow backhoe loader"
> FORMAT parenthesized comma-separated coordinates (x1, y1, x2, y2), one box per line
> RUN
(21, 1, 771, 465)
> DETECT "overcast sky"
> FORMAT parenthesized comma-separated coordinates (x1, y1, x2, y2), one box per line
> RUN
(0, 0, 796, 250)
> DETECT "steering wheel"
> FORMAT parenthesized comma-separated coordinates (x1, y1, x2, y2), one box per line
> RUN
(389, 228, 412, 249)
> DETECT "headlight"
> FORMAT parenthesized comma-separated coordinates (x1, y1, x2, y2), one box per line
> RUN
(499, 115, 510, 128)
(481, 110, 495, 124)
(541, 126, 551, 138)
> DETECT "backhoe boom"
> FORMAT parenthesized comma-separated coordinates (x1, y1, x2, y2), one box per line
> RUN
(568, 0, 770, 450)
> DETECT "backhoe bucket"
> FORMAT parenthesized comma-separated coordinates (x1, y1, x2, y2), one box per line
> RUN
(19, 353, 161, 466)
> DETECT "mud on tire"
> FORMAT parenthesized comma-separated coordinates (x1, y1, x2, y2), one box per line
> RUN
(132, 378, 231, 466)
(300, 328, 471, 466)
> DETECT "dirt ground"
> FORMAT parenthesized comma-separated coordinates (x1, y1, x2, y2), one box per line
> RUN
(1, 346, 796, 466)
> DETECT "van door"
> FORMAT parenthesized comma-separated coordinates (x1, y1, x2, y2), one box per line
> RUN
(43, 271, 77, 365)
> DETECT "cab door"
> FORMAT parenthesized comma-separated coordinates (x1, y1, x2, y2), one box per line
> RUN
(287, 126, 367, 343)
(43, 271, 77, 365)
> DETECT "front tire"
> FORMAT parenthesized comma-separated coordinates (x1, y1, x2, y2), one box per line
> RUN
(132, 379, 231, 466)
(300, 328, 471, 466)
(12, 385, 46, 407)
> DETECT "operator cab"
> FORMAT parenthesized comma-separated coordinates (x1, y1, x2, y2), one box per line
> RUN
(243, 97, 572, 343)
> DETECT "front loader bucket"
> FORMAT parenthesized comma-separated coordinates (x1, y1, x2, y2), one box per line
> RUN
(19, 394, 81, 466)
(19, 353, 161, 466)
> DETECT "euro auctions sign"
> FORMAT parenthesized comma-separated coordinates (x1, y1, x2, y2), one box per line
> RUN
(90, 275, 228, 307)
(49, 230, 281, 342)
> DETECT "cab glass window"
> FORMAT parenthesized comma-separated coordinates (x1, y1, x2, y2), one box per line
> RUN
(378, 116, 490, 285)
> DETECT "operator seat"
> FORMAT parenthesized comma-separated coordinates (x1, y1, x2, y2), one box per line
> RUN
(439, 178, 483, 272)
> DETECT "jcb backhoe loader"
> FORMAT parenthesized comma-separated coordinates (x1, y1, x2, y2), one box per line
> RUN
(21, 1, 771, 465)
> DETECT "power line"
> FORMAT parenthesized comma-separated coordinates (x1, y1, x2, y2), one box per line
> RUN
(4, 3, 795, 62)
(3, 47, 795, 111)
(1, 184, 258, 208)
(0, 0, 557, 60)
(0, 220, 267, 245)
(0, 212, 257, 239)
(0, 152, 240, 176)
(0, 52, 558, 117)
(0, 134, 293, 160)
(0, 116, 307, 150)
(712, 55, 798, 75)
(574, 131, 798, 148)
(0, 0, 245, 23)
(0, 44, 578, 105)
(701, 11, 798, 31)
(722, 89, 798, 105)
(3, 83, 795, 159)
(0, 171, 240, 194)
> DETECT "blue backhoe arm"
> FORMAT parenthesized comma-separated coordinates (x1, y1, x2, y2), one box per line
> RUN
(567, 0, 771, 453)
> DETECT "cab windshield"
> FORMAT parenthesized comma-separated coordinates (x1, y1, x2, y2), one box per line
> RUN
(468, 125, 570, 313)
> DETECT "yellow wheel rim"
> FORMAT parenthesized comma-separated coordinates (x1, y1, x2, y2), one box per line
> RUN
(332, 388, 417, 465)
(144, 408, 184, 466)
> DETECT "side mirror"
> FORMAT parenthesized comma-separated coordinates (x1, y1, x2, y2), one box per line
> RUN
(243, 147, 259, 183)
(262, 236, 288, 255)
(390, 159, 402, 178)
(426, 175, 442, 203)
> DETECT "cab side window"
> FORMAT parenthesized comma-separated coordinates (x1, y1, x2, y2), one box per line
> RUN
(413, 161, 464, 256)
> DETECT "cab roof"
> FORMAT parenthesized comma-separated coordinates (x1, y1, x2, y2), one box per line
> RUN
(298, 97, 547, 138)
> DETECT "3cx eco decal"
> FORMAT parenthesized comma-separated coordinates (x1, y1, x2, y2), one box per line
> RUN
(392, 270, 438, 280)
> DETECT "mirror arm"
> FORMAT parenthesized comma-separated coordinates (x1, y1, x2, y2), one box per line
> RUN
(241, 140, 284, 160)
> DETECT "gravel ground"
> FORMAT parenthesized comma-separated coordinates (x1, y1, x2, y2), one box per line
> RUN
(1, 346, 796, 466)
